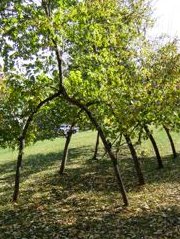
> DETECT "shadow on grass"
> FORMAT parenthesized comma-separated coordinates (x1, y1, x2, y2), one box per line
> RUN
(0, 146, 179, 202)
(138, 153, 180, 184)
(0, 145, 94, 181)
(0, 146, 96, 202)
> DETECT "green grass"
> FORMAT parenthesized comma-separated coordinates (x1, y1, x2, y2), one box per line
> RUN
(0, 129, 180, 239)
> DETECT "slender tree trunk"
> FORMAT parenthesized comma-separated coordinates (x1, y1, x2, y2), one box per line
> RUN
(59, 131, 73, 174)
(92, 131, 100, 160)
(12, 137, 25, 202)
(144, 125, 163, 169)
(124, 134, 145, 185)
(163, 125, 177, 159)
(62, 91, 128, 206)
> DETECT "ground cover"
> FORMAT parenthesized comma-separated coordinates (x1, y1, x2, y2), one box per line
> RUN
(0, 129, 179, 239)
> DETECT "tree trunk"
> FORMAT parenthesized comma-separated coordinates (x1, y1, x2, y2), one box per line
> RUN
(85, 115, 129, 205)
(144, 125, 163, 169)
(163, 125, 177, 159)
(54, 43, 128, 205)
(92, 131, 100, 160)
(59, 131, 73, 174)
(62, 91, 128, 206)
(124, 134, 145, 185)
(13, 137, 25, 202)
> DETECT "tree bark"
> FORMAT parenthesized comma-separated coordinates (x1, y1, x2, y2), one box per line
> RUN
(92, 131, 100, 160)
(163, 125, 177, 159)
(59, 130, 73, 174)
(12, 137, 25, 202)
(124, 134, 145, 185)
(144, 125, 164, 169)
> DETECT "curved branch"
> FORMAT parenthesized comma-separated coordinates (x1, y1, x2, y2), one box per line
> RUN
(61, 88, 128, 206)
(13, 91, 60, 201)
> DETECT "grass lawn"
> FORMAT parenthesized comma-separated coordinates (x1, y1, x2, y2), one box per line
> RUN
(0, 129, 180, 239)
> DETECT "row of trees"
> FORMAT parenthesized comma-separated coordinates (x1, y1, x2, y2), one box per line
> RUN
(0, 0, 179, 206)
